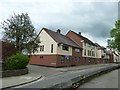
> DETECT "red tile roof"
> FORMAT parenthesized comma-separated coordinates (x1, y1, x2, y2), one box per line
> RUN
(70, 31, 96, 46)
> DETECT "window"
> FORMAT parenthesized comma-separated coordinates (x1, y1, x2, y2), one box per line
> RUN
(65, 56, 70, 62)
(88, 50, 89, 56)
(61, 56, 65, 63)
(74, 57, 77, 62)
(84, 42, 86, 46)
(92, 51, 94, 56)
(75, 48, 80, 52)
(84, 49, 86, 56)
(40, 56, 43, 59)
(88, 50, 91, 56)
(51, 44, 53, 53)
(78, 57, 81, 63)
(40, 45, 44, 51)
(88, 58, 91, 63)
(84, 58, 87, 63)
(62, 45, 69, 51)
(90, 51, 91, 56)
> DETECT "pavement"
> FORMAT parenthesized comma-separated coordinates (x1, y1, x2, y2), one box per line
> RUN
(1, 66, 42, 89)
(0, 63, 119, 89)
(55, 63, 111, 72)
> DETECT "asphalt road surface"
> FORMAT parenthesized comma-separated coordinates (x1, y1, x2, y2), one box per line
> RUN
(77, 69, 119, 88)
(11, 64, 119, 89)
(15, 65, 106, 88)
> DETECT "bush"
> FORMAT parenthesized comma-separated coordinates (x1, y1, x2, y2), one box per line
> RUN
(4, 53, 29, 70)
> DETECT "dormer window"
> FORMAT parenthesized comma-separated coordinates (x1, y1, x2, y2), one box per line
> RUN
(75, 48, 80, 52)
(62, 45, 69, 51)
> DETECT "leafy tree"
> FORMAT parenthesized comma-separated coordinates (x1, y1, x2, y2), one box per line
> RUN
(107, 20, 120, 52)
(1, 13, 40, 54)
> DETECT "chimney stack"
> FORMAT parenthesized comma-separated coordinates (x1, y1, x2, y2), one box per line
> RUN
(57, 29, 61, 34)
(78, 32, 81, 35)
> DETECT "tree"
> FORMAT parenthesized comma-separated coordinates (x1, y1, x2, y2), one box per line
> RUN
(1, 13, 40, 54)
(107, 20, 120, 52)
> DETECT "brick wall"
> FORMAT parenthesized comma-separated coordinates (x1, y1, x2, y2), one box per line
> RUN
(66, 31, 99, 65)
(71, 47, 83, 66)
(56, 55, 73, 67)
(109, 54, 114, 63)
(2, 41, 17, 61)
(29, 55, 58, 67)
(30, 54, 77, 67)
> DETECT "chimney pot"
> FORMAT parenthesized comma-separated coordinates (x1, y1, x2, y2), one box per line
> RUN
(57, 29, 61, 33)
(78, 32, 81, 35)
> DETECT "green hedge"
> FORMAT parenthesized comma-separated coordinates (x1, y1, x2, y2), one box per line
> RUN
(4, 53, 29, 70)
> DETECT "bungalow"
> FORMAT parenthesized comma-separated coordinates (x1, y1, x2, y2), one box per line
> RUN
(29, 28, 82, 67)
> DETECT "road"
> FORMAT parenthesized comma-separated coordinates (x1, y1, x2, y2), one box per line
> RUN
(16, 65, 95, 88)
(9, 64, 118, 89)
(13, 64, 118, 88)
(77, 69, 119, 89)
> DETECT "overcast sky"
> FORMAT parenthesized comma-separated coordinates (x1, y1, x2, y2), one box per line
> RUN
(0, 0, 118, 47)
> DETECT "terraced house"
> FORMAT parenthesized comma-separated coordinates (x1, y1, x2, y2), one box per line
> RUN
(66, 31, 113, 64)
(113, 51, 120, 63)
(66, 31, 98, 64)
(95, 43, 111, 63)
(30, 28, 117, 67)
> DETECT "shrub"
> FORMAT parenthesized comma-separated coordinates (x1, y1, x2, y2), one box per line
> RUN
(4, 53, 29, 70)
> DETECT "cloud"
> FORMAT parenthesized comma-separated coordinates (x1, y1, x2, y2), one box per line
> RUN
(0, 1, 118, 47)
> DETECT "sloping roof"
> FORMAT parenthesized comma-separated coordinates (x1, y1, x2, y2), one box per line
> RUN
(118, 52, 120, 55)
(42, 28, 82, 49)
(70, 31, 96, 46)
(94, 43, 106, 50)
(94, 43, 101, 48)
(105, 50, 112, 55)
(113, 51, 119, 56)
